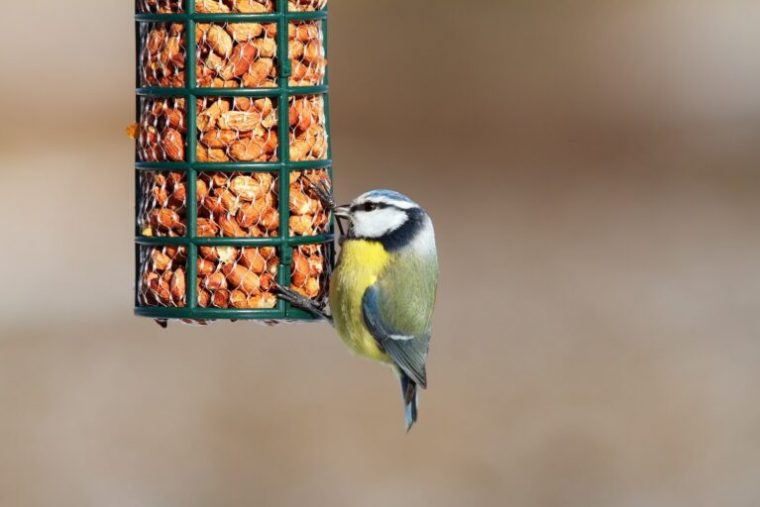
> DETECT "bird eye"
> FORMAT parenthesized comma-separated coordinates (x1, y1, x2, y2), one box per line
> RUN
(363, 202, 377, 212)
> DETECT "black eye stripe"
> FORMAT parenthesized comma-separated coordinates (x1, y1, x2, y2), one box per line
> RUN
(351, 202, 391, 212)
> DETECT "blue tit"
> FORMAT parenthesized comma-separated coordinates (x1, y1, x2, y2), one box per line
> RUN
(329, 190, 439, 431)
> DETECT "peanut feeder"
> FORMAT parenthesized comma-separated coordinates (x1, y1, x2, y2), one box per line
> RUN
(135, 0, 333, 323)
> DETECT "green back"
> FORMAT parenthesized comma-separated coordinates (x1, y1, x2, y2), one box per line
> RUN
(375, 250, 439, 340)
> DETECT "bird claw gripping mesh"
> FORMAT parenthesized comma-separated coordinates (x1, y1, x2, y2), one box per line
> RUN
(304, 174, 335, 211)
(135, 0, 333, 324)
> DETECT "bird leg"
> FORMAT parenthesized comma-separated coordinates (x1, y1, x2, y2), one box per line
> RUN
(307, 178, 336, 211)
(306, 178, 346, 237)
(273, 283, 333, 323)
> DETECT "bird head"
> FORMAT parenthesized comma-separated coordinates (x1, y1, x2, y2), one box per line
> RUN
(334, 190, 435, 253)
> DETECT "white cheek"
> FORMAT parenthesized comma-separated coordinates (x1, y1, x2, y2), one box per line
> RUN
(352, 209, 408, 238)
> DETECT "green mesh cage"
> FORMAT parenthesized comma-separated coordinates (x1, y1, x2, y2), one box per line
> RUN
(134, 0, 334, 323)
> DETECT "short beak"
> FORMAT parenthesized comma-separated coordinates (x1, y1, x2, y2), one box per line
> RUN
(333, 205, 351, 236)
(333, 205, 351, 218)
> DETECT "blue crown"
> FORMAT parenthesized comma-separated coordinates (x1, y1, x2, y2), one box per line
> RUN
(362, 189, 417, 206)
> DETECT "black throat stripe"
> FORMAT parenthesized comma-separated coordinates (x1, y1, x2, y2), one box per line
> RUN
(349, 208, 426, 252)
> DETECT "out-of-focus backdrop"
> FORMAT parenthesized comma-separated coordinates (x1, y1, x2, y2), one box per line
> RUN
(1, 1, 760, 506)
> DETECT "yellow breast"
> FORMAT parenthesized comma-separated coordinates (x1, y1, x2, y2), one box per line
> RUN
(330, 240, 392, 363)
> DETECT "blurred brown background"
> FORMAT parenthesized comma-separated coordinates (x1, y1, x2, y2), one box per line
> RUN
(1, 0, 760, 505)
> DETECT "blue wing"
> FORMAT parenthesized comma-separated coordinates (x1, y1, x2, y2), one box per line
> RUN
(362, 284, 430, 388)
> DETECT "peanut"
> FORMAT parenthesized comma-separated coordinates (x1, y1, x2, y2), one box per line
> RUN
(219, 215, 248, 237)
(195, 0, 230, 13)
(198, 258, 216, 277)
(203, 272, 228, 291)
(223, 263, 261, 294)
(212, 289, 231, 308)
(236, 197, 268, 228)
(161, 128, 185, 162)
(197, 98, 230, 132)
(218, 111, 263, 132)
(205, 25, 233, 58)
(234, 0, 273, 14)
(239, 248, 267, 274)
(197, 218, 220, 237)
(229, 175, 266, 201)
(198, 286, 211, 307)
(288, 0, 327, 12)
(170, 268, 186, 302)
(226, 23, 263, 42)
(138, 0, 184, 14)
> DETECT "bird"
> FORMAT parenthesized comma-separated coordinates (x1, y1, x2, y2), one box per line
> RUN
(330, 190, 439, 431)
(275, 189, 439, 430)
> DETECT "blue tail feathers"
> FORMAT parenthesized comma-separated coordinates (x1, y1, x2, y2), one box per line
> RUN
(400, 371, 419, 431)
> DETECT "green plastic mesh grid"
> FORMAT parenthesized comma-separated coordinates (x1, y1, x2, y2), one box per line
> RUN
(134, 0, 334, 323)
